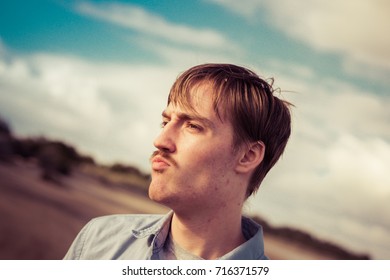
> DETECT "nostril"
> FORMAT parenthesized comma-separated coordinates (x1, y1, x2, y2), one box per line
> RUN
(160, 147, 171, 153)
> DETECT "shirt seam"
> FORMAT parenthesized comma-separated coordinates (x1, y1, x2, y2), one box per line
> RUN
(77, 218, 94, 259)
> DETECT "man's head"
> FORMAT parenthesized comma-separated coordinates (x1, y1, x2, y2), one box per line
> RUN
(166, 63, 292, 197)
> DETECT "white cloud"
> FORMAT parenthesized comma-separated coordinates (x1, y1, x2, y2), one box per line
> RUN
(328, 134, 390, 197)
(74, 1, 239, 52)
(0, 45, 178, 171)
(133, 36, 244, 68)
(209, 0, 390, 81)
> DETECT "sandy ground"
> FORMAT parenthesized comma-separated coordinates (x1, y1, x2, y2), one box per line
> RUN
(0, 160, 339, 260)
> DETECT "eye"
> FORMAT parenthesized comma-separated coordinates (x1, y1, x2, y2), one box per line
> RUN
(160, 120, 168, 128)
(186, 122, 203, 132)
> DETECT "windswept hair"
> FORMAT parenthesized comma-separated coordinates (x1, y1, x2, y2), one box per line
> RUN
(168, 63, 292, 196)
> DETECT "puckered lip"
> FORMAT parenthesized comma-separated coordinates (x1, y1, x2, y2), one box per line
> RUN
(151, 155, 170, 165)
(151, 155, 171, 171)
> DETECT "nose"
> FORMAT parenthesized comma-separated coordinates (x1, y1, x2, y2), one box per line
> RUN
(153, 123, 176, 153)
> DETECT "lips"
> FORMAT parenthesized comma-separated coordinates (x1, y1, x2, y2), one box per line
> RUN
(151, 156, 171, 171)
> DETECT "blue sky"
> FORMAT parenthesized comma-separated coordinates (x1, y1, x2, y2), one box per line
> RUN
(1, 0, 389, 259)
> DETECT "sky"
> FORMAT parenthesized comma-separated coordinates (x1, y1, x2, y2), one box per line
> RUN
(1, 0, 389, 259)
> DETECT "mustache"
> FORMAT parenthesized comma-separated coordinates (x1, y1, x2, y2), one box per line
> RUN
(150, 150, 178, 167)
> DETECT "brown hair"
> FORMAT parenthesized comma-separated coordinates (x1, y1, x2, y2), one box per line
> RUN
(168, 63, 292, 197)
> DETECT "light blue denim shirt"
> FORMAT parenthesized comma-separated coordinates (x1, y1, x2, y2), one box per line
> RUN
(64, 211, 268, 260)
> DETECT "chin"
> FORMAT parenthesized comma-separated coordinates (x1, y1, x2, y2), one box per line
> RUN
(148, 188, 160, 202)
(149, 184, 180, 211)
(149, 180, 167, 202)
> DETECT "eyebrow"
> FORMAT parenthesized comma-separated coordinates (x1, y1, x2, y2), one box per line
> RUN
(162, 110, 215, 129)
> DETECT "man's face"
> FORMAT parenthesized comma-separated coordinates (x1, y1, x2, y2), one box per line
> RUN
(149, 84, 244, 213)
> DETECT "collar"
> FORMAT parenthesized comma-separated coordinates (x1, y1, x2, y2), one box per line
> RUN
(131, 211, 266, 259)
(131, 211, 173, 254)
(219, 216, 267, 259)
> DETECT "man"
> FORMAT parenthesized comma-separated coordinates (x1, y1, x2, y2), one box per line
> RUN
(64, 63, 292, 260)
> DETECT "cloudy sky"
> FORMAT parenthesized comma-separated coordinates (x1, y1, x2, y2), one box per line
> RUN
(1, 0, 389, 259)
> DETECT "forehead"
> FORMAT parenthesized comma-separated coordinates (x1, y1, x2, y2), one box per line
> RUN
(166, 84, 213, 117)
(167, 82, 226, 122)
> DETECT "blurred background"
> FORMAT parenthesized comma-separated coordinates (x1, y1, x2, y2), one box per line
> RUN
(0, 0, 389, 259)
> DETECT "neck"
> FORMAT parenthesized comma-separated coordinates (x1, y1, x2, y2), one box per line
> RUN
(170, 206, 245, 260)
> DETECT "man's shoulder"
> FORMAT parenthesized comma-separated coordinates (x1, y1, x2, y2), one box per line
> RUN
(64, 212, 171, 259)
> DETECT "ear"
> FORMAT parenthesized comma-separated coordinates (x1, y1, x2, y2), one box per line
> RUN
(235, 141, 265, 174)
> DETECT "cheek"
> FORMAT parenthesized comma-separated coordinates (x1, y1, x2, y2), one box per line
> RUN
(185, 148, 219, 168)
(185, 146, 234, 180)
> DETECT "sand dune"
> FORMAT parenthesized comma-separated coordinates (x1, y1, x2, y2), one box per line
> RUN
(0, 159, 367, 260)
